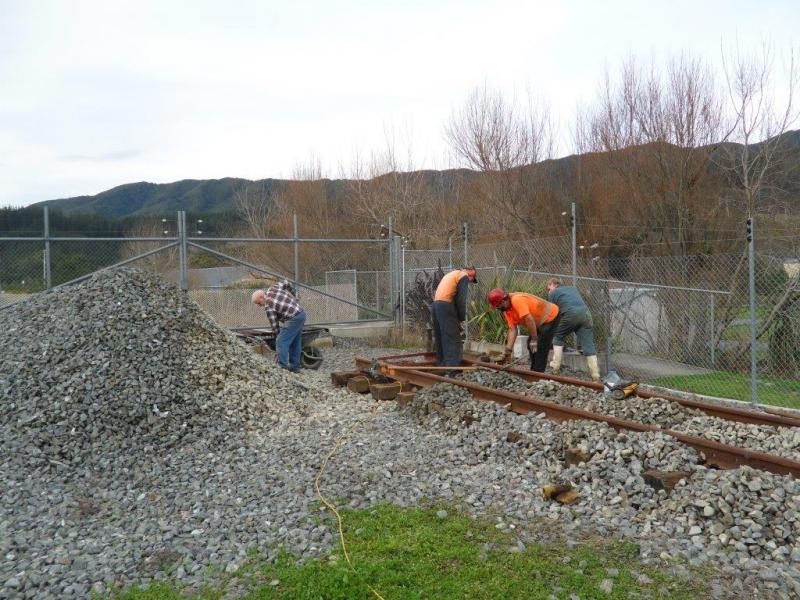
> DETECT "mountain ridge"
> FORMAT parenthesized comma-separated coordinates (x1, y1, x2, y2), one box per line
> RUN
(32, 133, 800, 219)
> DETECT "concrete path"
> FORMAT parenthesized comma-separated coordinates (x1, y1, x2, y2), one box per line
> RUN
(609, 352, 713, 378)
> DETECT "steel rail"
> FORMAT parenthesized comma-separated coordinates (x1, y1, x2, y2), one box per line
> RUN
(366, 352, 800, 428)
(462, 358, 800, 429)
(355, 357, 800, 478)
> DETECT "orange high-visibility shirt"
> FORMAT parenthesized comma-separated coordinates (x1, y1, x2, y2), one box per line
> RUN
(503, 293, 559, 329)
(434, 270, 469, 302)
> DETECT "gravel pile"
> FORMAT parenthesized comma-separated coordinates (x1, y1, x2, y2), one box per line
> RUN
(1, 269, 324, 598)
(1, 271, 798, 599)
(461, 370, 800, 461)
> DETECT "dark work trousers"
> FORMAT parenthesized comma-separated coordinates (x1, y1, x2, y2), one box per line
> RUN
(529, 314, 562, 372)
(432, 300, 463, 367)
(553, 309, 596, 355)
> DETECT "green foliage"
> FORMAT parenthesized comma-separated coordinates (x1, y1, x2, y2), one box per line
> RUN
(470, 270, 547, 344)
(107, 503, 707, 600)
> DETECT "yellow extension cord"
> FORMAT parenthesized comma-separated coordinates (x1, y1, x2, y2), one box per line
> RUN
(313, 411, 387, 600)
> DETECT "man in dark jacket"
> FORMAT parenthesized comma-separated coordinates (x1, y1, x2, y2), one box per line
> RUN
(546, 278, 600, 381)
(431, 267, 477, 369)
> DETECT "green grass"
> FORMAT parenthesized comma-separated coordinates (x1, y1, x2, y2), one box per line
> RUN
(653, 372, 800, 408)
(108, 504, 708, 600)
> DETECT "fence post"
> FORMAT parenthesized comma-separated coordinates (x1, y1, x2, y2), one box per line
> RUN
(448, 235, 453, 271)
(746, 216, 757, 407)
(293, 212, 300, 297)
(401, 243, 406, 333)
(178, 211, 188, 290)
(353, 269, 358, 315)
(388, 217, 395, 323)
(463, 222, 468, 266)
(709, 293, 715, 366)
(571, 202, 577, 285)
(43, 205, 52, 289)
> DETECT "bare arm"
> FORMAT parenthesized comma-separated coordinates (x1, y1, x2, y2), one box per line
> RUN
(522, 314, 538, 340)
(505, 327, 517, 353)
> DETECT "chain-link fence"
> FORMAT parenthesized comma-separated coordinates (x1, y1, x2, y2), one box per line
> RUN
(184, 237, 392, 328)
(3, 207, 798, 409)
(397, 228, 800, 410)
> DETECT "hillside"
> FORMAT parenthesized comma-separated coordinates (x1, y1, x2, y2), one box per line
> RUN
(32, 132, 800, 220)
(33, 170, 478, 219)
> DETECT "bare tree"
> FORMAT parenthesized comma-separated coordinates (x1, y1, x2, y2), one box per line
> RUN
(445, 85, 558, 237)
(342, 123, 439, 243)
(576, 54, 732, 258)
(720, 40, 799, 215)
(234, 182, 282, 239)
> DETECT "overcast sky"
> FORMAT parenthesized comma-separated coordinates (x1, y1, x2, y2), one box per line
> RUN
(0, 0, 797, 207)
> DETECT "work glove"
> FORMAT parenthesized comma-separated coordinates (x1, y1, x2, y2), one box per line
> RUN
(459, 329, 467, 343)
(501, 348, 513, 364)
(528, 339, 538, 353)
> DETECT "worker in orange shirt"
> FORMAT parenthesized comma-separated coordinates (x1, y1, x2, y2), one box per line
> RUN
(487, 288, 561, 372)
(432, 267, 478, 371)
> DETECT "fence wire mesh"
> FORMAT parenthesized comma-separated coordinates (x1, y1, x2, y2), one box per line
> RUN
(181, 239, 391, 328)
(2, 210, 798, 409)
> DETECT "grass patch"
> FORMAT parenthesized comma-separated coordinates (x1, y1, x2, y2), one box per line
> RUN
(653, 372, 800, 408)
(108, 504, 708, 600)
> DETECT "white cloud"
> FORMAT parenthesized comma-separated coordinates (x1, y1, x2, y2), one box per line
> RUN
(0, 0, 797, 206)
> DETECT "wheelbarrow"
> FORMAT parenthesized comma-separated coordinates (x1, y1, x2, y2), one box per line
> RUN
(231, 326, 328, 369)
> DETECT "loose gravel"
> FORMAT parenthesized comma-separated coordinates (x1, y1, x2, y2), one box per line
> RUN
(460, 370, 800, 461)
(1, 268, 798, 599)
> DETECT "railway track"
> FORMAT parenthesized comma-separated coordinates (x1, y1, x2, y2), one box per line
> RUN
(354, 353, 800, 479)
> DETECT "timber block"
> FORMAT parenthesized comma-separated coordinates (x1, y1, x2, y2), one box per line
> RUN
(331, 370, 362, 386)
(564, 447, 592, 466)
(370, 381, 402, 401)
(542, 483, 573, 500)
(555, 489, 580, 504)
(395, 392, 416, 406)
(347, 376, 371, 394)
(642, 470, 693, 494)
(542, 483, 580, 505)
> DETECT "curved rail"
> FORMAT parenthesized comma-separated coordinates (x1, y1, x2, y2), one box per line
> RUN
(355, 356, 800, 478)
(359, 352, 800, 428)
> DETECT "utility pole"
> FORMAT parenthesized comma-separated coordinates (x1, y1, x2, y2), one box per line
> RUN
(746, 216, 758, 407)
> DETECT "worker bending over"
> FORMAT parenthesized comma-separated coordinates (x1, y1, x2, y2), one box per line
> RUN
(487, 288, 560, 372)
(251, 280, 306, 373)
(546, 278, 600, 381)
(432, 267, 478, 370)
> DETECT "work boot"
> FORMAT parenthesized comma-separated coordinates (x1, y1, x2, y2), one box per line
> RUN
(587, 355, 601, 382)
(549, 345, 564, 374)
